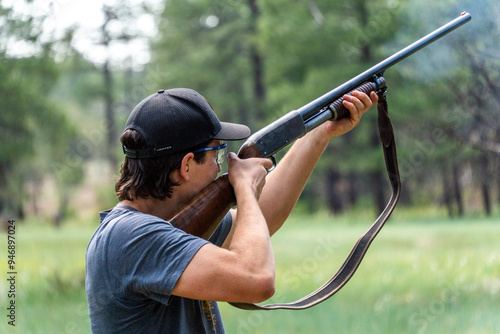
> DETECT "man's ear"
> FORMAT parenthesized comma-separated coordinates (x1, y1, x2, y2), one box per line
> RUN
(178, 152, 194, 182)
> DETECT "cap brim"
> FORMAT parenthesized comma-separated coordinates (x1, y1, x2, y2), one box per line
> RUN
(213, 122, 251, 141)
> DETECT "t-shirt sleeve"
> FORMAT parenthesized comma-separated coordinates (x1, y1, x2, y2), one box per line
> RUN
(105, 216, 208, 306)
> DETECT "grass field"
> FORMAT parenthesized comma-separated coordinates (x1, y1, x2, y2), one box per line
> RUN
(0, 211, 499, 333)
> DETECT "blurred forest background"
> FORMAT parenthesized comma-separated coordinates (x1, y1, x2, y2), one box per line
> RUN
(1, 0, 499, 225)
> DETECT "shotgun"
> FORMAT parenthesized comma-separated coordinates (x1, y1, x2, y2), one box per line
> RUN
(170, 12, 472, 240)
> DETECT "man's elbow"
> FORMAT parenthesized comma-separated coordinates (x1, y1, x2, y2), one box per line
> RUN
(250, 272, 276, 303)
(259, 276, 276, 302)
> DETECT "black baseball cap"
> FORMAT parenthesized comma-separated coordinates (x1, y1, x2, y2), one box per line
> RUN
(122, 88, 251, 159)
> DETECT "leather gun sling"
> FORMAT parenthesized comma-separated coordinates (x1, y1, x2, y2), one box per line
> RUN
(230, 90, 401, 310)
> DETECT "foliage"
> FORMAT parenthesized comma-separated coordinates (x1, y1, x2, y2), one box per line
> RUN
(390, 0, 500, 214)
(150, 0, 500, 215)
(0, 2, 84, 219)
(2, 0, 499, 218)
(154, 0, 329, 128)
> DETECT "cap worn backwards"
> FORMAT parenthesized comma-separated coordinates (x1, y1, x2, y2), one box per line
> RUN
(122, 88, 250, 159)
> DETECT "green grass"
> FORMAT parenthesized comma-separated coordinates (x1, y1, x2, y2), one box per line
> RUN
(0, 221, 94, 333)
(221, 213, 500, 333)
(1, 212, 499, 333)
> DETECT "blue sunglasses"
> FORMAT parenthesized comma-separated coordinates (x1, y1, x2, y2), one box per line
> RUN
(192, 143, 227, 165)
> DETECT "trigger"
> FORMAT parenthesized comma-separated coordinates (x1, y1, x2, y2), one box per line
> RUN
(267, 155, 277, 172)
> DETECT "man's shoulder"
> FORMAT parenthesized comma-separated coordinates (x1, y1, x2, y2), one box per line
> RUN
(95, 206, 174, 244)
(102, 206, 170, 226)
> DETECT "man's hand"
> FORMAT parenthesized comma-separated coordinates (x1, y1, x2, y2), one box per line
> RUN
(227, 153, 273, 200)
(322, 90, 378, 138)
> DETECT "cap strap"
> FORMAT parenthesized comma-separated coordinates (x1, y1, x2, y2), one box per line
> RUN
(122, 145, 173, 159)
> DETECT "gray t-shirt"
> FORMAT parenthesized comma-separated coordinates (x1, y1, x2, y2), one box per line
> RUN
(85, 206, 232, 333)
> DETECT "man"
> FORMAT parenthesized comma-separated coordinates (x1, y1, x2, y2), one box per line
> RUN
(86, 87, 377, 333)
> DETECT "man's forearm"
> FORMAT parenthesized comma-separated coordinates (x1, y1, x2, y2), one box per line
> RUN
(228, 187, 275, 300)
(258, 128, 330, 236)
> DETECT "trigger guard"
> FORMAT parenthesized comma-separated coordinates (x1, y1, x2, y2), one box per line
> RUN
(267, 155, 277, 172)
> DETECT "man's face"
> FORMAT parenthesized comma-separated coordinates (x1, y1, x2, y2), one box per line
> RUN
(185, 140, 224, 196)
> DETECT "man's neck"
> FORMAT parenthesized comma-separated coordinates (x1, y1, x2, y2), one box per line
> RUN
(119, 197, 178, 221)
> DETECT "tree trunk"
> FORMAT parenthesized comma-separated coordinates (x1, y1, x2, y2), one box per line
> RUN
(442, 169, 454, 218)
(247, 0, 266, 121)
(104, 60, 117, 171)
(346, 172, 359, 207)
(479, 154, 491, 215)
(101, 7, 118, 172)
(497, 130, 500, 208)
(355, 0, 386, 213)
(326, 169, 344, 214)
(497, 156, 500, 210)
(452, 162, 464, 216)
(370, 169, 386, 213)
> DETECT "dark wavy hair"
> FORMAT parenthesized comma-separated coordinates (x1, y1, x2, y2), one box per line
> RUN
(115, 129, 207, 201)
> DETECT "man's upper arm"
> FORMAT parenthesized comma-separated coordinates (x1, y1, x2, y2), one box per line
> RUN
(172, 210, 274, 303)
(171, 241, 273, 303)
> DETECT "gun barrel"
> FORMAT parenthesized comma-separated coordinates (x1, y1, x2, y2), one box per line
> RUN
(297, 12, 472, 121)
